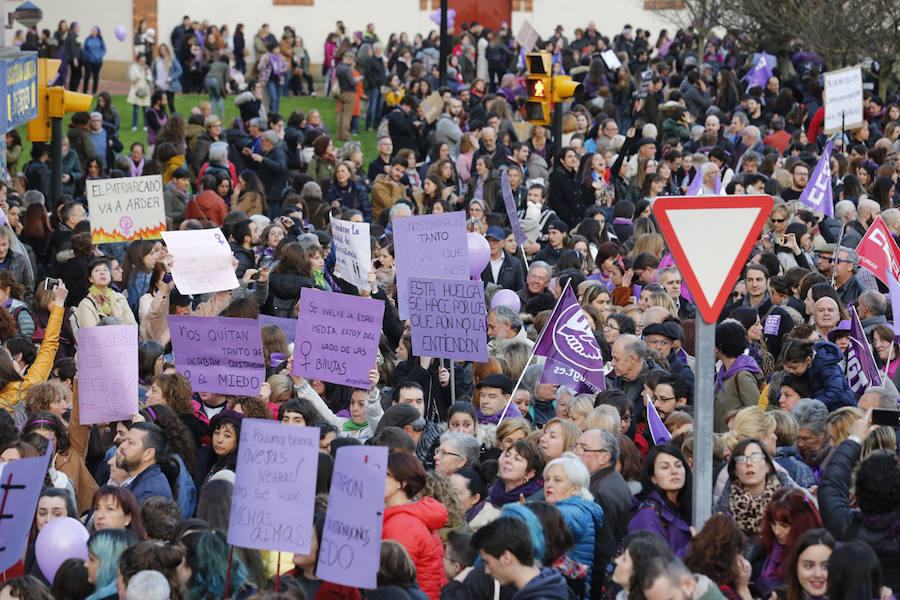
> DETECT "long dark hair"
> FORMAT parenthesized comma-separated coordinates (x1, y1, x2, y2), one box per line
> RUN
(826, 541, 883, 600)
(639, 444, 692, 523)
(785, 529, 834, 600)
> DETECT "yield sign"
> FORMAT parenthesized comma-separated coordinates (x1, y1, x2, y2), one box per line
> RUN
(653, 195, 773, 323)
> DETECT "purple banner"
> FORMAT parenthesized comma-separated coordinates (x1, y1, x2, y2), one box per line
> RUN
(393, 211, 469, 318)
(846, 306, 882, 394)
(293, 288, 385, 388)
(408, 277, 488, 362)
(889, 271, 900, 339)
(168, 315, 266, 395)
(500, 168, 528, 245)
(228, 419, 319, 553)
(259, 314, 298, 345)
(76, 325, 138, 424)
(535, 286, 606, 393)
(0, 446, 53, 572)
(647, 398, 672, 444)
(796, 141, 834, 217)
(317, 445, 388, 589)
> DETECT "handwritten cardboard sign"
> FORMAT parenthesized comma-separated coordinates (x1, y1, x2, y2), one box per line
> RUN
(228, 419, 319, 553)
(394, 211, 469, 318)
(161, 227, 239, 295)
(515, 21, 539, 52)
(0, 446, 53, 572)
(87, 175, 166, 243)
(293, 288, 384, 388)
(317, 445, 388, 589)
(168, 315, 265, 395)
(824, 66, 864, 134)
(408, 277, 488, 362)
(76, 325, 139, 424)
(330, 216, 371, 290)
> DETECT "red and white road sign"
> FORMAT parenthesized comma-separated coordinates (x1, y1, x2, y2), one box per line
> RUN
(652, 195, 774, 323)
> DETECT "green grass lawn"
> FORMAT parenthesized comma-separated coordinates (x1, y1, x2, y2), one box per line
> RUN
(19, 93, 379, 163)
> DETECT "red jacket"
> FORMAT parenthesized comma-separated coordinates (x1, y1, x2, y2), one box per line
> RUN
(184, 190, 227, 225)
(382, 497, 448, 600)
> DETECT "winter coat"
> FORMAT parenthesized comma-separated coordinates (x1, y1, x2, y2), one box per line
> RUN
(73, 291, 137, 331)
(819, 439, 900, 590)
(513, 568, 569, 600)
(713, 354, 763, 433)
(266, 271, 317, 317)
(326, 180, 373, 222)
(127, 63, 153, 106)
(806, 341, 856, 410)
(774, 446, 817, 489)
(553, 496, 604, 582)
(383, 497, 449, 600)
(184, 191, 227, 225)
(589, 466, 634, 572)
(0, 305, 61, 415)
(61, 148, 83, 196)
(548, 166, 584, 229)
(371, 174, 408, 223)
(82, 35, 106, 63)
(125, 463, 173, 505)
(628, 490, 692, 557)
(480, 251, 525, 292)
(252, 146, 288, 207)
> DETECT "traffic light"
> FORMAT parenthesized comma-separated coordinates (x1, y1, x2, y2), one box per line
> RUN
(552, 75, 583, 104)
(525, 52, 551, 125)
(27, 58, 92, 142)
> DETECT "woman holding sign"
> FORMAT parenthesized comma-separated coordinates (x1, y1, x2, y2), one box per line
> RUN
(74, 257, 137, 330)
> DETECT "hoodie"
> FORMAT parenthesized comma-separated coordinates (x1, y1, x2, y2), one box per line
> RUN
(807, 341, 856, 410)
(513, 567, 569, 600)
(383, 497, 448, 600)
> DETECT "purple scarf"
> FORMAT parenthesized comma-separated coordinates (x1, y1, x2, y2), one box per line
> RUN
(861, 507, 900, 539)
(759, 542, 785, 588)
(488, 477, 542, 507)
(129, 158, 144, 178)
(477, 403, 521, 424)
(612, 217, 633, 225)
(466, 500, 485, 522)
(715, 353, 762, 395)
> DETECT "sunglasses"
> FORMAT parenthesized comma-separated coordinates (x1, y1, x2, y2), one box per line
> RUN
(771, 218, 786, 223)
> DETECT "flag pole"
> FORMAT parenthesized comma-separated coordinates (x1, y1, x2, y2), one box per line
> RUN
(521, 245, 530, 273)
(831, 221, 845, 288)
(884, 343, 893, 381)
(496, 279, 572, 423)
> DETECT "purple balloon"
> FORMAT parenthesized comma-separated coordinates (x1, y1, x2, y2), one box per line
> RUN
(114, 25, 127, 42)
(491, 289, 521, 312)
(35, 517, 89, 583)
(467, 232, 490, 280)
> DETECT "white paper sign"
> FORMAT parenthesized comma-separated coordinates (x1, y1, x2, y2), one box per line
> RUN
(161, 228, 239, 295)
(515, 21, 539, 52)
(330, 216, 371, 290)
(601, 50, 622, 70)
(824, 66, 864, 134)
(86, 175, 166, 243)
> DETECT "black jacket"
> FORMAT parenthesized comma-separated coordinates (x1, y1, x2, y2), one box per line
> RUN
(387, 107, 419, 156)
(480, 251, 525, 292)
(588, 466, 634, 598)
(364, 55, 387, 91)
(252, 145, 288, 207)
(548, 166, 584, 228)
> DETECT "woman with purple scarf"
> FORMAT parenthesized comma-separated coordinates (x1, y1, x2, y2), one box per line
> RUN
(713, 319, 763, 432)
(487, 439, 544, 508)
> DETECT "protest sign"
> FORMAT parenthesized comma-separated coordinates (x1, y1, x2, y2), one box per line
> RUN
(330, 216, 371, 290)
(168, 315, 265, 395)
(259, 314, 297, 344)
(86, 175, 166, 243)
(161, 228, 239, 295)
(421, 92, 444, 124)
(76, 325, 138, 424)
(500, 169, 528, 245)
(515, 21, 539, 51)
(317, 445, 388, 589)
(228, 419, 319, 553)
(824, 66, 863, 134)
(408, 277, 488, 362)
(0, 446, 53, 572)
(600, 49, 621, 70)
(394, 211, 468, 318)
(293, 288, 384, 388)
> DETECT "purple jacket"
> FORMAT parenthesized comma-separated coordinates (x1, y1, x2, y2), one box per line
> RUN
(627, 490, 692, 557)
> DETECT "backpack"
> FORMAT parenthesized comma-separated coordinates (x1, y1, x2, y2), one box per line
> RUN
(272, 295, 297, 318)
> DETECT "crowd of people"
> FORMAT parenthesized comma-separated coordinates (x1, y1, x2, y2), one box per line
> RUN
(2, 9, 900, 600)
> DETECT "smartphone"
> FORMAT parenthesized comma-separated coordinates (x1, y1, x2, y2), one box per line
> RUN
(44, 278, 60, 290)
(872, 409, 900, 427)
(773, 234, 785, 245)
(373, 259, 382, 269)
(249, 272, 261, 281)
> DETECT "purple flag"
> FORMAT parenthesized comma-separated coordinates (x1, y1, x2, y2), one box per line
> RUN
(500, 168, 528, 245)
(535, 285, 606, 393)
(744, 53, 773, 92)
(714, 170, 723, 194)
(685, 168, 702, 195)
(293, 288, 385, 389)
(0, 445, 53, 572)
(846, 306, 883, 394)
(317, 445, 388, 589)
(796, 141, 834, 217)
(647, 396, 672, 444)
(228, 420, 319, 553)
(888, 270, 900, 339)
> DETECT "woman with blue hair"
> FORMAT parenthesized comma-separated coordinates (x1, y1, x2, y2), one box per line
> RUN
(84, 528, 139, 600)
(180, 529, 253, 600)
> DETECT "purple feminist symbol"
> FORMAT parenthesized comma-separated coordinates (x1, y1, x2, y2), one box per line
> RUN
(552, 305, 604, 371)
(214, 233, 226, 246)
(119, 216, 134, 238)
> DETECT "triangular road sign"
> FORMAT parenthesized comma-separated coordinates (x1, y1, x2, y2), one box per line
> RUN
(653, 195, 773, 323)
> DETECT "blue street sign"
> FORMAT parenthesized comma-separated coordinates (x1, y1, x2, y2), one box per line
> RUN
(0, 52, 38, 132)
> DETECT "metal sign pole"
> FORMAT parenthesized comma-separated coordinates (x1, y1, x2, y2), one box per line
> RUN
(692, 317, 715, 529)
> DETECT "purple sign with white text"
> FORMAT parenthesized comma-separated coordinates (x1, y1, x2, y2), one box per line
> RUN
(846, 306, 882, 394)
(393, 211, 469, 318)
(168, 315, 265, 395)
(317, 445, 388, 589)
(76, 325, 138, 424)
(293, 288, 384, 388)
(408, 277, 488, 362)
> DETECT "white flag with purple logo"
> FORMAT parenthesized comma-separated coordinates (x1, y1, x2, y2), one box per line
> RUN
(796, 141, 834, 217)
(534, 286, 606, 393)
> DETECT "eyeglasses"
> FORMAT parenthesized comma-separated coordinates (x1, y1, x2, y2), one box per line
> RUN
(731, 292, 745, 300)
(734, 452, 766, 465)
(771, 218, 786, 223)
(603, 322, 620, 331)
(653, 396, 676, 404)
(435, 448, 462, 458)
(573, 442, 608, 454)
(645, 338, 672, 348)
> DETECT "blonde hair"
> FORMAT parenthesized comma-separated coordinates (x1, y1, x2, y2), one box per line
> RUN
(826, 406, 863, 446)
(771, 409, 799, 446)
(496, 417, 532, 443)
(266, 373, 294, 403)
(629, 233, 665, 259)
(584, 405, 620, 433)
(543, 418, 582, 452)
(566, 396, 594, 423)
(722, 406, 776, 450)
(648, 292, 678, 317)
(24, 381, 67, 416)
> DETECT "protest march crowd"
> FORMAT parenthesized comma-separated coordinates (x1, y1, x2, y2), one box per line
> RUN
(5, 9, 900, 600)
